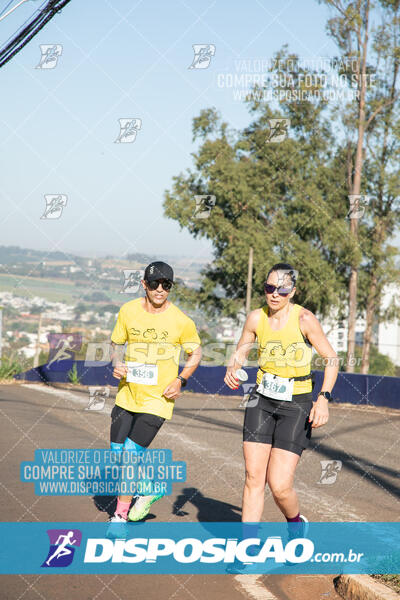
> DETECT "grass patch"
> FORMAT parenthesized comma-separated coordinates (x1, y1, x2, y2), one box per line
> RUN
(0, 354, 25, 379)
(371, 574, 400, 594)
(0, 273, 123, 303)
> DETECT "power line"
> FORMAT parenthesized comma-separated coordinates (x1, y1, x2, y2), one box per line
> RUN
(0, 0, 16, 18)
(0, 0, 47, 51)
(0, 0, 72, 69)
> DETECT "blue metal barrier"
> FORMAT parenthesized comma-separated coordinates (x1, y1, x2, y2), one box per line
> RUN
(14, 361, 400, 409)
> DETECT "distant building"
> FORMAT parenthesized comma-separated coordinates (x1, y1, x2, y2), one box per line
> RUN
(320, 283, 400, 366)
(43, 310, 74, 320)
(377, 283, 400, 367)
(215, 313, 246, 343)
(17, 332, 38, 358)
(81, 311, 95, 322)
(321, 315, 369, 355)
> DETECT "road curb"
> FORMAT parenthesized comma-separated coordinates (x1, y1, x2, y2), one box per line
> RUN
(334, 575, 399, 599)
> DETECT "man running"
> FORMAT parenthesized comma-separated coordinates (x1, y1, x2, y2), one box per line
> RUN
(224, 263, 338, 533)
(109, 261, 201, 524)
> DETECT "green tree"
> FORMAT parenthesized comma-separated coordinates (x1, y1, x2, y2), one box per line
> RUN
(74, 302, 87, 319)
(164, 49, 353, 319)
(320, 0, 400, 372)
(338, 344, 396, 375)
(358, 0, 400, 372)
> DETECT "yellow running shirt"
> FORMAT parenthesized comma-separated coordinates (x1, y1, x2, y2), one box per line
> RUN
(111, 298, 201, 419)
(256, 303, 312, 395)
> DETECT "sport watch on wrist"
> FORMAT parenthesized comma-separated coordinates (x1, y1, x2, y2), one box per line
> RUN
(177, 375, 187, 387)
(318, 391, 332, 401)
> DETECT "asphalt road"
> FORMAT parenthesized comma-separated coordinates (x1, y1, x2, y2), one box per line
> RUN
(0, 382, 399, 600)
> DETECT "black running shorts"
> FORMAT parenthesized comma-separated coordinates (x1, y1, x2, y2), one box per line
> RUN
(110, 405, 165, 448)
(243, 385, 313, 456)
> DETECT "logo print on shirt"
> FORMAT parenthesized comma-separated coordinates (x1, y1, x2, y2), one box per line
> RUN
(143, 328, 158, 340)
(129, 327, 141, 337)
(127, 328, 170, 342)
(258, 342, 311, 368)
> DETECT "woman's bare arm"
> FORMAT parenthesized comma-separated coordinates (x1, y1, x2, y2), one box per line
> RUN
(224, 309, 260, 389)
(300, 309, 339, 428)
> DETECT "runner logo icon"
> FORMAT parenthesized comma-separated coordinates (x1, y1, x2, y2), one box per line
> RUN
(41, 529, 82, 568)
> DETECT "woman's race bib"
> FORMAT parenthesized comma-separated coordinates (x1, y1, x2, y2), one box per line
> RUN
(126, 362, 158, 385)
(257, 372, 294, 401)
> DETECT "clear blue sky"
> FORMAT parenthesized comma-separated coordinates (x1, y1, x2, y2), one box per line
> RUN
(0, 0, 337, 262)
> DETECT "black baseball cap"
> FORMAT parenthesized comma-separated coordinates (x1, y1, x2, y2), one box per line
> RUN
(144, 261, 174, 283)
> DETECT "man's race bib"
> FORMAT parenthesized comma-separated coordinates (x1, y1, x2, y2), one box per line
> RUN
(126, 362, 158, 385)
(257, 372, 294, 401)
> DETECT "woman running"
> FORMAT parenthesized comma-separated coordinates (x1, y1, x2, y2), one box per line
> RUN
(225, 263, 338, 532)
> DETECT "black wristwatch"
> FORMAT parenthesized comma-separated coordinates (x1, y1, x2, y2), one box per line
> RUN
(177, 375, 187, 387)
(318, 391, 332, 401)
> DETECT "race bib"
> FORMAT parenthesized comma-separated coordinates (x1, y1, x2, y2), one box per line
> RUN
(126, 362, 158, 385)
(257, 372, 294, 401)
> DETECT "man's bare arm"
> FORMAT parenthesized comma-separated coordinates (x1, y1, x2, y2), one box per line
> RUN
(163, 345, 202, 400)
(179, 345, 202, 378)
(109, 341, 128, 379)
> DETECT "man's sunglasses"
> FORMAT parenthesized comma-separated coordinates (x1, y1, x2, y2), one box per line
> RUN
(146, 279, 173, 291)
(264, 282, 293, 296)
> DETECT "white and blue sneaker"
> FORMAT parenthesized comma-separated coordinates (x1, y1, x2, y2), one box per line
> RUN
(298, 514, 309, 537)
(287, 514, 309, 541)
(106, 513, 128, 539)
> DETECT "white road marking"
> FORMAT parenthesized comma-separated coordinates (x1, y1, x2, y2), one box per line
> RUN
(22, 383, 366, 522)
(295, 479, 367, 521)
(160, 432, 366, 521)
(159, 430, 243, 467)
(21, 383, 112, 414)
(235, 575, 279, 600)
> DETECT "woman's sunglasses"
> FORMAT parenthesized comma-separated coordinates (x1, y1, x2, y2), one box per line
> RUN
(264, 282, 293, 297)
(146, 279, 173, 291)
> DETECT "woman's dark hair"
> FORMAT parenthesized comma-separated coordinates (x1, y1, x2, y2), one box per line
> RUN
(266, 263, 297, 286)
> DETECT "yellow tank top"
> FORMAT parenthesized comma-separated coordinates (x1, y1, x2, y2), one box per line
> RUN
(256, 303, 312, 395)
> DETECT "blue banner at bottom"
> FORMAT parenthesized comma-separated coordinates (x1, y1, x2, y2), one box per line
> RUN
(0, 522, 399, 575)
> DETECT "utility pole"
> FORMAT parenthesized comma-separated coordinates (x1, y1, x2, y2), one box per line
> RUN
(345, 1, 370, 372)
(33, 313, 43, 368)
(245, 247, 253, 314)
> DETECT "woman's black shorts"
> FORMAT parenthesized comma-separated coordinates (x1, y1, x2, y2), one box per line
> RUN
(243, 385, 313, 456)
(110, 405, 165, 448)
